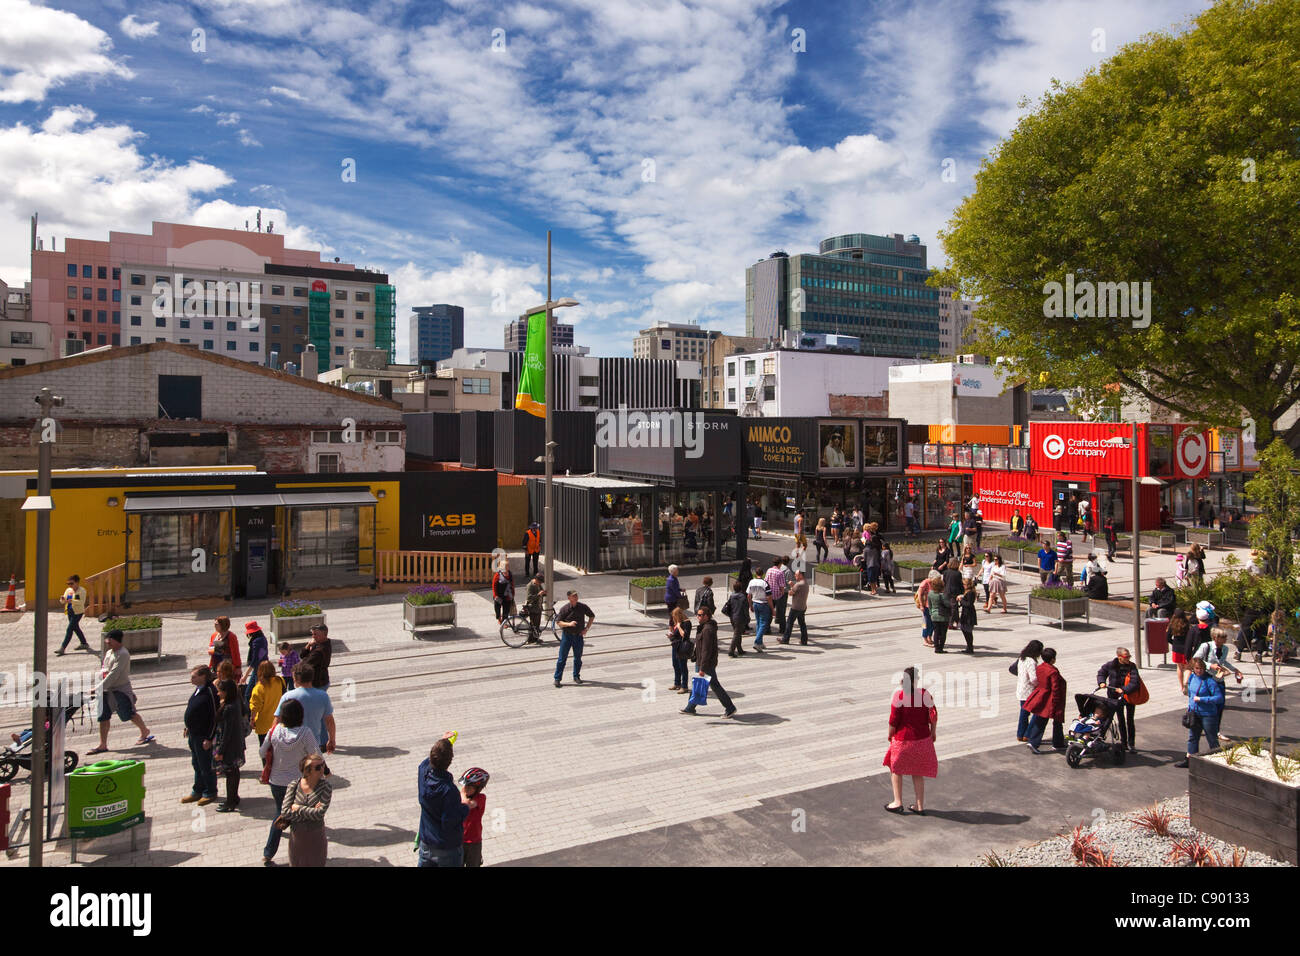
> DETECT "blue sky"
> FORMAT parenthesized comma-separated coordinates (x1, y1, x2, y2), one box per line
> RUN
(0, 0, 1211, 361)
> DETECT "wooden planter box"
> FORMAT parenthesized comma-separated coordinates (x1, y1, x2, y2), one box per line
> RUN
(403, 600, 456, 635)
(998, 545, 1029, 570)
(102, 627, 162, 662)
(894, 565, 929, 591)
(1190, 755, 1300, 866)
(1186, 529, 1225, 549)
(814, 569, 861, 597)
(1027, 595, 1090, 628)
(628, 583, 667, 613)
(1138, 532, 1177, 553)
(268, 612, 325, 641)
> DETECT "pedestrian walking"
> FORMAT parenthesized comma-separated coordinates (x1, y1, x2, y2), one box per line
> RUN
(552, 590, 595, 687)
(212, 678, 247, 813)
(679, 606, 736, 718)
(985, 555, 1008, 612)
(208, 616, 242, 674)
(693, 576, 716, 615)
(1175, 658, 1224, 768)
(962, 513, 978, 551)
(274, 662, 336, 755)
(249, 661, 285, 747)
(979, 551, 994, 603)
(794, 509, 805, 538)
(181, 665, 219, 806)
(752, 500, 763, 539)
(241, 621, 270, 707)
(829, 507, 843, 546)
(1103, 513, 1118, 561)
(459, 767, 489, 867)
(1097, 647, 1142, 752)
(277, 642, 300, 691)
(932, 540, 953, 572)
(522, 522, 541, 578)
(1167, 610, 1192, 691)
(722, 579, 750, 657)
(813, 518, 829, 562)
(747, 568, 774, 652)
(301, 623, 332, 692)
(258, 697, 319, 866)
(1013, 641, 1044, 742)
(86, 629, 153, 754)
(1055, 532, 1074, 584)
(1024, 647, 1066, 754)
(928, 579, 952, 654)
(417, 735, 471, 867)
(783, 570, 809, 645)
(56, 574, 90, 655)
(668, 606, 693, 693)
(276, 753, 332, 867)
(883, 666, 938, 815)
(665, 564, 683, 616)
(957, 582, 978, 653)
(1024, 513, 1039, 544)
(879, 542, 896, 594)
(1192, 626, 1243, 721)
(917, 570, 939, 647)
(904, 497, 917, 535)
(959, 545, 976, 584)
(946, 513, 963, 549)
(491, 564, 516, 624)
(1009, 508, 1025, 539)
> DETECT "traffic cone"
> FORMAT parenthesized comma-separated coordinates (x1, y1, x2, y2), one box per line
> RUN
(2, 575, 16, 612)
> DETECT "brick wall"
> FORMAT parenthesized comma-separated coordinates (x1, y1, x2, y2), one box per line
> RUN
(828, 394, 889, 417)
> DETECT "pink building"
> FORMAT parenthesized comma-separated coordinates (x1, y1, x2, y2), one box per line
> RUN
(31, 222, 395, 372)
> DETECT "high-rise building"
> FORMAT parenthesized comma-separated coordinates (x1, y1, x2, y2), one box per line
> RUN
(632, 320, 713, 361)
(29, 220, 395, 374)
(938, 286, 978, 356)
(745, 233, 940, 358)
(409, 304, 464, 365)
(505, 315, 573, 351)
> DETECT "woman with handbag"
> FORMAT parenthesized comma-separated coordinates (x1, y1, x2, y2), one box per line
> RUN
(258, 698, 319, 866)
(1013, 641, 1044, 741)
(1096, 647, 1143, 752)
(276, 753, 332, 867)
(1175, 657, 1224, 768)
(212, 679, 247, 813)
(668, 606, 693, 694)
(883, 666, 938, 815)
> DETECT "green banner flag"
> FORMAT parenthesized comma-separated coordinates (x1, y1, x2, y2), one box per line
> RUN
(515, 310, 547, 418)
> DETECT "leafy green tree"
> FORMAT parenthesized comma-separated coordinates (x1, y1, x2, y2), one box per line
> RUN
(937, 0, 1300, 444)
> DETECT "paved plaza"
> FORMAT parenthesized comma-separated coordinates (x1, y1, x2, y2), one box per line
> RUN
(1, 533, 1294, 867)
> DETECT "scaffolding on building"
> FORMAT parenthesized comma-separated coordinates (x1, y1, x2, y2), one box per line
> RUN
(374, 284, 396, 364)
(308, 290, 330, 375)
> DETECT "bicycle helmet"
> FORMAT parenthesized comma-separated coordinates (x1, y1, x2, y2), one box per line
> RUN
(459, 767, 490, 788)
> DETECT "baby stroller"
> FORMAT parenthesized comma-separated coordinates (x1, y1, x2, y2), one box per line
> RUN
(1064, 691, 1126, 768)
(0, 694, 83, 782)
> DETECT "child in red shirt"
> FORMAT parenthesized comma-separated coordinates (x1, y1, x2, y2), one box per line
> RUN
(459, 767, 489, 867)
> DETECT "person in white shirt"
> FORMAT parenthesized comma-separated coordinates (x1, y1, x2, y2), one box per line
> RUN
(979, 553, 995, 603)
(823, 431, 847, 468)
(57, 574, 91, 655)
(746, 574, 774, 651)
(88, 630, 153, 754)
(1193, 627, 1243, 720)
(1015, 641, 1044, 741)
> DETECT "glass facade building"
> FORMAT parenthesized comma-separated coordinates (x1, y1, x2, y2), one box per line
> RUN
(410, 304, 465, 365)
(746, 233, 940, 358)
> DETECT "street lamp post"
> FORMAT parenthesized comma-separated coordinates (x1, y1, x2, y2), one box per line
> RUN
(1132, 420, 1141, 664)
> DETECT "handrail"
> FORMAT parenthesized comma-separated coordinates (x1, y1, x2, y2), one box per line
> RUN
(83, 563, 125, 616)
(376, 550, 494, 591)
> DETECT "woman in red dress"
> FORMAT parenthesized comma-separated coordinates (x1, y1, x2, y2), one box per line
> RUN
(883, 666, 938, 815)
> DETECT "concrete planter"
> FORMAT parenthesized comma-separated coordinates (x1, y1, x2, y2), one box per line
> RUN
(403, 600, 456, 635)
(1027, 595, 1090, 628)
(268, 612, 325, 641)
(815, 568, 861, 597)
(998, 545, 1029, 570)
(1109, 534, 1132, 554)
(894, 565, 930, 591)
(1186, 529, 1225, 549)
(102, 627, 162, 662)
(1139, 532, 1177, 553)
(628, 583, 668, 613)
(1190, 754, 1300, 866)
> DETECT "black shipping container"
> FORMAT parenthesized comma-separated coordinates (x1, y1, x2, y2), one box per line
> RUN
(403, 411, 460, 462)
(494, 410, 598, 475)
(459, 410, 495, 469)
(597, 412, 740, 483)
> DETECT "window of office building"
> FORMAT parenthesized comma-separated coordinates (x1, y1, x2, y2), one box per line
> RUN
(743, 360, 755, 375)
(203, 339, 214, 350)
(293, 287, 307, 297)
(249, 341, 259, 352)
(335, 289, 347, 300)
(271, 285, 284, 295)
(334, 345, 344, 356)
(355, 329, 364, 338)
(67, 264, 77, 277)
(98, 266, 107, 279)
(335, 309, 344, 319)
(82, 265, 92, 278)
(727, 388, 736, 403)
(462, 377, 491, 394)
(130, 315, 141, 326)
(355, 291, 370, 302)
(354, 311, 364, 321)
(97, 288, 107, 301)
(334, 327, 343, 337)
(131, 274, 145, 285)
(130, 336, 142, 345)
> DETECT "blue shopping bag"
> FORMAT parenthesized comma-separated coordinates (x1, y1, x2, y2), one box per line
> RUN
(687, 675, 710, 708)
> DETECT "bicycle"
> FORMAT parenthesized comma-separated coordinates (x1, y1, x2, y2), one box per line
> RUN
(499, 603, 559, 648)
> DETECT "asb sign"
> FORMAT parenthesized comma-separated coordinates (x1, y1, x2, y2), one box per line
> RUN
(1030, 422, 1134, 476)
(1173, 426, 1210, 478)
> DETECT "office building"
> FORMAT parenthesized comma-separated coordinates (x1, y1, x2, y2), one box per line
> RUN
(632, 320, 714, 361)
(505, 315, 574, 351)
(700, 332, 765, 408)
(938, 287, 978, 356)
(745, 233, 940, 358)
(723, 348, 910, 417)
(0, 279, 50, 367)
(29, 220, 395, 374)
(409, 304, 464, 365)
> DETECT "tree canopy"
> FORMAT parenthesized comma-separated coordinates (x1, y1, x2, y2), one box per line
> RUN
(937, 0, 1300, 444)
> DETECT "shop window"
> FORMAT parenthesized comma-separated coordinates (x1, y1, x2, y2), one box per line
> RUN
(316, 454, 341, 473)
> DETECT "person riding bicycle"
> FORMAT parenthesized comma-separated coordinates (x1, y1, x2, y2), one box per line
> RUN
(522, 573, 546, 644)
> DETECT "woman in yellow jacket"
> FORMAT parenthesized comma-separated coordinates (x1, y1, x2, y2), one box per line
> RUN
(249, 661, 286, 746)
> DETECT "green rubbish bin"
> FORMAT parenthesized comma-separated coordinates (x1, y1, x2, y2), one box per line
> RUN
(67, 759, 146, 839)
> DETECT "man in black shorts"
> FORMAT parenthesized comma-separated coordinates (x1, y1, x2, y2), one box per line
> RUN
(553, 590, 595, 687)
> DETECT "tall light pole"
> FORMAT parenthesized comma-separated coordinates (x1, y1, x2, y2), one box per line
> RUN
(1132, 420, 1141, 664)
(26, 386, 62, 867)
(527, 232, 579, 614)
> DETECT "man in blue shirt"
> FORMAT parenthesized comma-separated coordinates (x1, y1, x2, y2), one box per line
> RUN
(273, 662, 335, 753)
(418, 736, 471, 867)
(1037, 544, 1056, 584)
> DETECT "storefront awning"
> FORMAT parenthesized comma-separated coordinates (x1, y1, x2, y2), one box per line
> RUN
(124, 495, 234, 512)
(278, 491, 378, 507)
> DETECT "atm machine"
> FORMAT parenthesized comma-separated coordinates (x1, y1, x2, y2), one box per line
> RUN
(245, 537, 269, 599)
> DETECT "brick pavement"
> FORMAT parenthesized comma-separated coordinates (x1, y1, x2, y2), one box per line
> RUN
(0, 539, 1289, 867)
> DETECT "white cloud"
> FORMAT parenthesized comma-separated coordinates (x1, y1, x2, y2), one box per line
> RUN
(216, 112, 240, 126)
(0, 107, 231, 283)
(0, 0, 133, 103)
(119, 14, 161, 40)
(189, 104, 213, 114)
(268, 85, 306, 101)
(238, 129, 262, 147)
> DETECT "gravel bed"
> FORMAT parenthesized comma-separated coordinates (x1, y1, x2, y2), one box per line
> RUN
(974, 795, 1292, 867)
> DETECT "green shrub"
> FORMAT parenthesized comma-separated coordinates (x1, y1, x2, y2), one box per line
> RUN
(101, 615, 162, 631)
(271, 600, 323, 618)
(631, 576, 667, 588)
(1244, 737, 1264, 757)
(815, 561, 857, 574)
(894, 559, 930, 569)
(1029, 587, 1087, 601)
(990, 537, 1031, 550)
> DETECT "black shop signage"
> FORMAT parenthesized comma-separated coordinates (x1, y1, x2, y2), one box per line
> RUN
(743, 418, 818, 474)
(398, 470, 497, 552)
